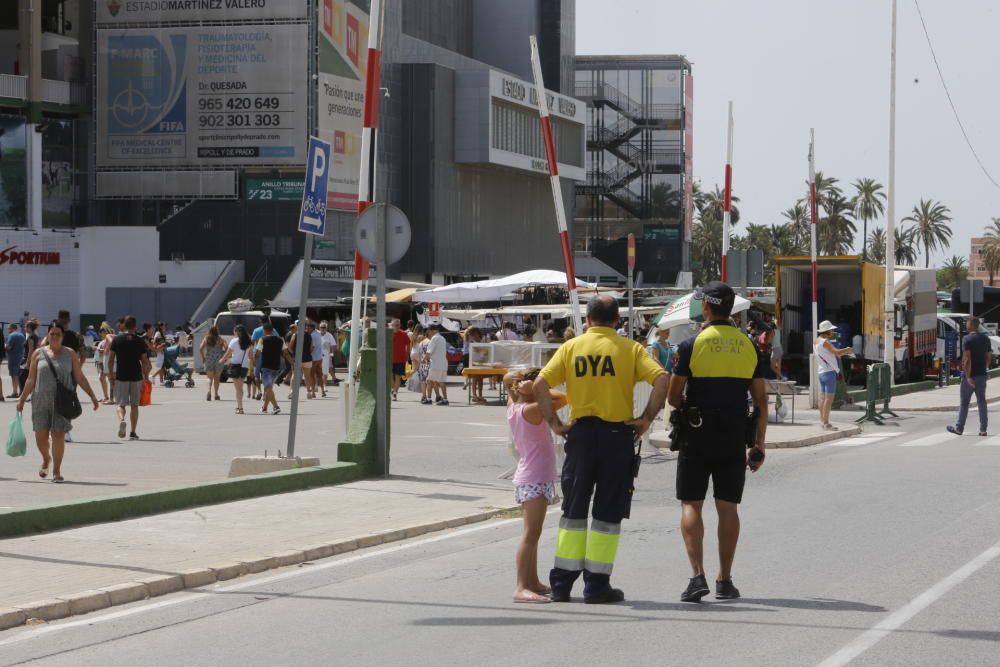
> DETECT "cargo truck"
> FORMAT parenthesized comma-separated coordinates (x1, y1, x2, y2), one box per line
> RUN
(773, 256, 936, 384)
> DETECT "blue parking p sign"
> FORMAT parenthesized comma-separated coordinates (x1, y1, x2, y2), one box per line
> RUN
(298, 137, 332, 236)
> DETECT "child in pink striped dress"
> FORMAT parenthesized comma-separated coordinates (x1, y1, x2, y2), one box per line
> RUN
(504, 369, 566, 604)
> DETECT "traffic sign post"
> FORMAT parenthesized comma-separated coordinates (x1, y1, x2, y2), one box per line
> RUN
(961, 278, 984, 317)
(355, 203, 412, 477)
(287, 137, 332, 459)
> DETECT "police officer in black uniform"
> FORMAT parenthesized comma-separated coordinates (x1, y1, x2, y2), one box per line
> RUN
(668, 281, 767, 602)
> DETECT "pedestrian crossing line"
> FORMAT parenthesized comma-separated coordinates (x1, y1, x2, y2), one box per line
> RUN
(830, 432, 905, 447)
(898, 432, 960, 447)
(973, 436, 1000, 447)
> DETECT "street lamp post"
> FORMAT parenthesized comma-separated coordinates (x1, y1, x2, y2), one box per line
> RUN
(884, 0, 898, 375)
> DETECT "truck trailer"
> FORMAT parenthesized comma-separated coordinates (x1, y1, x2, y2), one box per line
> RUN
(773, 256, 936, 384)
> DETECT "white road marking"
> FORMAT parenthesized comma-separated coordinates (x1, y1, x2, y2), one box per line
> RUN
(0, 513, 544, 648)
(829, 432, 905, 447)
(897, 432, 959, 447)
(460, 422, 504, 428)
(972, 436, 1000, 447)
(815, 539, 1000, 667)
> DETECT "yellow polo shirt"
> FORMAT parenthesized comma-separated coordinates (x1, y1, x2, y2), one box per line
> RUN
(539, 326, 665, 422)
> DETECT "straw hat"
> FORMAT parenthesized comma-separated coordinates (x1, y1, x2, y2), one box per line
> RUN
(816, 320, 837, 334)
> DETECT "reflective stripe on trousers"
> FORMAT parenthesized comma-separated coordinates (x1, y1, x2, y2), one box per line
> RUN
(554, 517, 621, 575)
(554, 517, 586, 571)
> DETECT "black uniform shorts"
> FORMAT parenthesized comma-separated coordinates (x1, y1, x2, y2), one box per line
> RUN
(676, 418, 747, 504)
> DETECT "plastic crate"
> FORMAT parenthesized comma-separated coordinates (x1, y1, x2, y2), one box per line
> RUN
(532, 343, 561, 368)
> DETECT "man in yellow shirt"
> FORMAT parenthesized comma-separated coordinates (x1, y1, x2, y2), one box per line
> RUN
(535, 295, 669, 603)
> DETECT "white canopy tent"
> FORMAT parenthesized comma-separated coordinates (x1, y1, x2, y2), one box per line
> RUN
(412, 270, 596, 304)
(440, 303, 661, 322)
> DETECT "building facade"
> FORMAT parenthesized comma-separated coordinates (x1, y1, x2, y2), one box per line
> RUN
(0, 0, 582, 324)
(969, 237, 991, 282)
(574, 55, 693, 286)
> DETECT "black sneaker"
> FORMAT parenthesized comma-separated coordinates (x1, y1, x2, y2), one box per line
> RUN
(129, 432, 139, 441)
(980, 431, 988, 437)
(549, 589, 571, 603)
(946, 425, 963, 435)
(438, 399, 449, 406)
(681, 574, 710, 602)
(716, 579, 741, 600)
(420, 397, 432, 405)
(435, 396, 444, 404)
(584, 587, 625, 604)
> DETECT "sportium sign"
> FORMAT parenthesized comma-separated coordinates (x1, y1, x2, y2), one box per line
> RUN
(0, 246, 61, 266)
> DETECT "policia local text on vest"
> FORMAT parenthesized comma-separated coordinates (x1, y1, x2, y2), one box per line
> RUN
(535, 295, 670, 604)
(667, 281, 768, 603)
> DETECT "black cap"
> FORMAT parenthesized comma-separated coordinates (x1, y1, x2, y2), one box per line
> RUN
(695, 281, 736, 311)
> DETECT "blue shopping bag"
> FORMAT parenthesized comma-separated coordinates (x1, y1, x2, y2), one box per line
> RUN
(6, 413, 27, 457)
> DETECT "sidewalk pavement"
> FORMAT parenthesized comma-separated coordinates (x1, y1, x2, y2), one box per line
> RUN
(0, 477, 517, 630)
(888, 378, 1000, 412)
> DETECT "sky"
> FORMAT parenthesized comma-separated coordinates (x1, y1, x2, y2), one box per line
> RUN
(576, 0, 1000, 267)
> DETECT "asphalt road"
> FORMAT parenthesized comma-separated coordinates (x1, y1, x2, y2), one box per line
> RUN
(2, 410, 999, 666)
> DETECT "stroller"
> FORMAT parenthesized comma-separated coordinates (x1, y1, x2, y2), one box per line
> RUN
(162, 343, 195, 388)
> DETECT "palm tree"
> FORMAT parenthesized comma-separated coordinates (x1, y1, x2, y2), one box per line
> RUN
(698, 184, 741, 228)
(982, 244, 1000, 286)
(818, 192, 857, 255)
(983, 216, 1000, 241)
(782, 203, 810, 249)
(852, 178, 886, 260)
(902, 199, 953, 268)
(894, 225, 920, 266)
(691, 213, 723, 284)
(940, 255, 968, 289)
(867, 227, 887, 264)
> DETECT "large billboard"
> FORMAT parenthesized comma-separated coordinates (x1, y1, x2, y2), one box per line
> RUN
(318, 0, 369, 211)
(96, 0, 309, 24)
(96, 25, 308, 168)
(0, 115, 27, 227)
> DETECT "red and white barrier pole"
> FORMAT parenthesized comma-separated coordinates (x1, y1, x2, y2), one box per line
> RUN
(529, 35, 584, 332)
(347, 0, 382, 410)
(721, 100, 734, 282)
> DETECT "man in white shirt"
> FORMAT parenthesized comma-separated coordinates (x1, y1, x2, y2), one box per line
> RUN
(423, 324, 449, 405)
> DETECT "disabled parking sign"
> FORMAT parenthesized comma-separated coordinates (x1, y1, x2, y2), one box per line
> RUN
(298, 137, 332, 236)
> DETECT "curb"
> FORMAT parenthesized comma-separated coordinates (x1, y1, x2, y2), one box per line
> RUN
(0, 463, 362, 539)
(0, 505, 520, 632)
(769, 425, 863, 449)
(893, 395, 1000, 412)
(649, 425, 862, 452)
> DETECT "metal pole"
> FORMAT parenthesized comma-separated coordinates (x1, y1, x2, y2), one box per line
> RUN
(809, 129, 818, 349)
(809, 130, 820, 410)
(374, 204, 389, 477)
(286, 238, 313, 458)
(884, 0, 898, 374)
(529, 35, 584, 333)
(721, 101, 734, 282)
